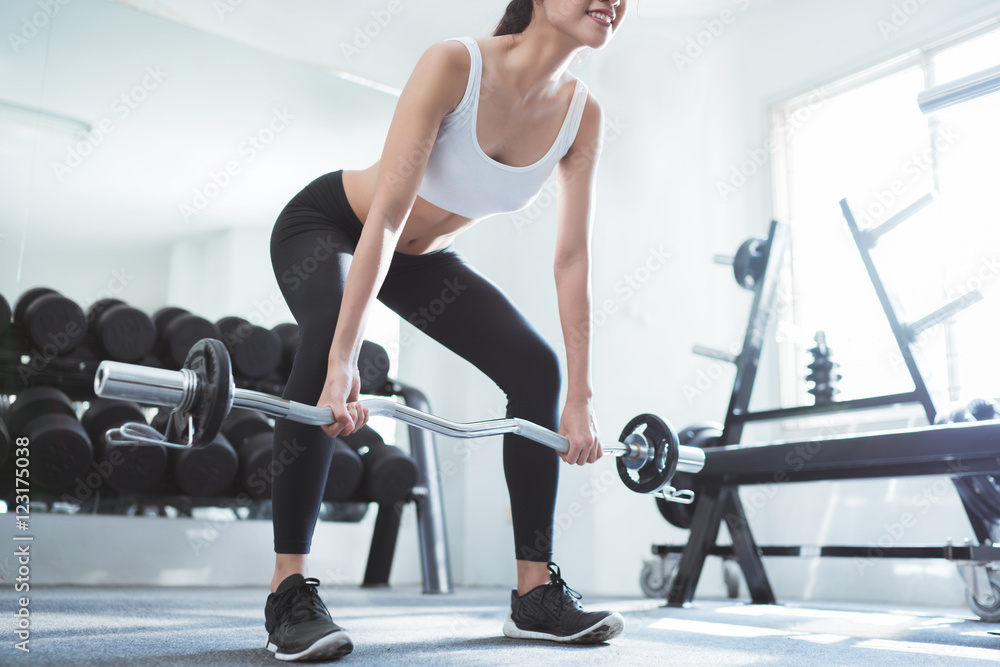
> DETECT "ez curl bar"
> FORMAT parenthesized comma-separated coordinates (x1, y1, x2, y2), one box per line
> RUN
(93, 339, 705, 502)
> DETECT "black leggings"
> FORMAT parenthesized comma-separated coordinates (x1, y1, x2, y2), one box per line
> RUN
(269, 171, 561, 562)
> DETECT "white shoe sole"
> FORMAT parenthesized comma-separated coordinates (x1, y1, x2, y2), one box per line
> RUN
(502, 611, 624, 644)
(266, 629, 354, 661)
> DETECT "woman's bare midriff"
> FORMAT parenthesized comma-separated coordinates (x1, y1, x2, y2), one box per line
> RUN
(341, 164, 477, 256)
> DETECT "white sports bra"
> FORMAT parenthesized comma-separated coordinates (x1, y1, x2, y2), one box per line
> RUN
(416, 37, 590, 220)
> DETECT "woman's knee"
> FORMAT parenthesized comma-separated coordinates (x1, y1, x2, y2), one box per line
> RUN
(507, 340, 562, 406)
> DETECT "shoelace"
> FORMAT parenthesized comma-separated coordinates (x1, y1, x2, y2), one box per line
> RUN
(281, 577, 329, 622)
(546, 562, 582, 603)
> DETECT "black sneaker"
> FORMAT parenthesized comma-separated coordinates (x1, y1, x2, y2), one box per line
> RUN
(503, 562, 624, 644)
(264, 574, 353, 661)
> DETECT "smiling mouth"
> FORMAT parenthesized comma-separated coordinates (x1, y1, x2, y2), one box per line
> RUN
(587, 10, 614, 27)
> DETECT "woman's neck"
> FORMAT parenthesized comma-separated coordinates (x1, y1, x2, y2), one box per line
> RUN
(493, 28, 584, 98)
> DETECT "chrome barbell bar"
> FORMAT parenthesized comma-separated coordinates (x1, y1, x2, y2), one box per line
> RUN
(94, 359, 706, 492)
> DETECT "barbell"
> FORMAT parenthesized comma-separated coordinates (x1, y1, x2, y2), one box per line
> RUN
(93, 338, 705, 501)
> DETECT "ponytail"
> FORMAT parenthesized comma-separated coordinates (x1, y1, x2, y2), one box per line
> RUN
(493, 0, 533, 36)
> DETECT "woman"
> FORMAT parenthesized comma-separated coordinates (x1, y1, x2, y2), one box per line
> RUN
(266, 0, 627, 660)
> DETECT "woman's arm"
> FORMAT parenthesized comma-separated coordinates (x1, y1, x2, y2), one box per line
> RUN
(553, 94, 604, 464)
(321, 41, 469, 437)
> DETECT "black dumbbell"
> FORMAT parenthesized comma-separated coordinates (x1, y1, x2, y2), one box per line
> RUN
(223, 410, 363, 500)
(81, 400, 167, 493)
(153, 307, 222, 369)
(272, 323, 299, 380)
(7, 387, 92, 491)
(358, 340, 393, 395)
(223, 410, 274, 499)
(13, 287, 88, 355)
(85, 299, 157, 363)
(341, 425, 417, 505)
(216, 316, 282, 380)
(168, 432, 239, 497)
(966, 398, 999, 421)
(0, 292, 11, 337)
(324, 439, 365, 502)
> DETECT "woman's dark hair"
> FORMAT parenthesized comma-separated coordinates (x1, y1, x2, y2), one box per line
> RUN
(493, 0, 533, 36)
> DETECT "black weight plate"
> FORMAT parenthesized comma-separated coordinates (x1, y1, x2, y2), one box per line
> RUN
(733, 238, 768, 290)
(96, 305, 157, 362)
(656, 423, 723, 529)
(175, 338, 233, 448)
(952, 399, 1000, 522)
(617, 413, 680, 494)
(13, 287, 57, 324)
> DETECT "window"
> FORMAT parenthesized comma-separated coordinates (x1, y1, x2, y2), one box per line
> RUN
(773, 23, 1000, 417)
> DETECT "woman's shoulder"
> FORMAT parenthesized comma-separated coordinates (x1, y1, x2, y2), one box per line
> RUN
(418, 38, 474, 69)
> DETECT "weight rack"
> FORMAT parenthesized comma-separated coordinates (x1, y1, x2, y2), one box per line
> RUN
(654, 196, 1000, 619)
(0, 324, 454, 595)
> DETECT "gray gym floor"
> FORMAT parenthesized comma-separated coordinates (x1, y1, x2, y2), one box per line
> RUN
(6, 585, 1000, 666)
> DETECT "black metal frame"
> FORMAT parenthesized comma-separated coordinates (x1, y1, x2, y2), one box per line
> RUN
(662, 197, 996, 607)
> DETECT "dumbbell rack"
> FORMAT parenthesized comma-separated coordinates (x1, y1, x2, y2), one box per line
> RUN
(0, 320, 453, 595)
(651, 199, 1000, 619)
